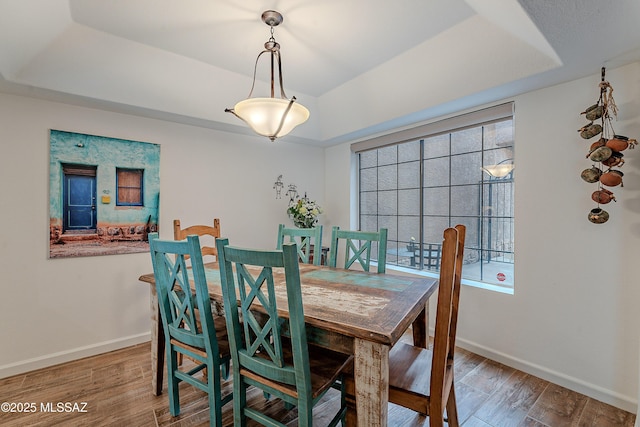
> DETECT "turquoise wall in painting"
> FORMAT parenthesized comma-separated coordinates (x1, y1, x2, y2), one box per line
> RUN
(49, 130, 160, 229)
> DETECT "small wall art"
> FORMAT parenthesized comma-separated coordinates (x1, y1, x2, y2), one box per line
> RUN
(273, 175, 284, 199)
(285, 183, 298, 201)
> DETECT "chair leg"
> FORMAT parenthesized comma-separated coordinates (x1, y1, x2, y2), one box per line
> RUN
(445, 387, 459, 426)
(167, 348, 181, 416)
(430, 414, 446, 427)
(208, 362, 224, 427)
(221, 360, 230, 380)
(177, 320, 185, 366)
(234, 377, 248, 427)
(297, 399, 313, 427)
(328, 377, 348, 427)
(427, 397, 446, 427)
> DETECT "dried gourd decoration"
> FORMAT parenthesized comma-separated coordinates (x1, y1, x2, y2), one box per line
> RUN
(580, 67, 636, 224)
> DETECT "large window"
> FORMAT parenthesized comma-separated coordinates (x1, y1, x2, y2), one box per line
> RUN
(357, 105, 514, 290)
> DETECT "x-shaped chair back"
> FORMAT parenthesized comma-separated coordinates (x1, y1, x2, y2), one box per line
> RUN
(276, 224, 323, 265)
(328, 226, 388, 273)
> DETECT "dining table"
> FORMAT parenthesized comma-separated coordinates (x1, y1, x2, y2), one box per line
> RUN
(138, 262, 438, 426)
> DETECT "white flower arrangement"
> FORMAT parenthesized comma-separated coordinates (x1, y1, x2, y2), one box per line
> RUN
(287, 195, 322, 228)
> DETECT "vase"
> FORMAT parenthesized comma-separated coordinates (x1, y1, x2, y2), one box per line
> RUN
(588, 208, 609, 224)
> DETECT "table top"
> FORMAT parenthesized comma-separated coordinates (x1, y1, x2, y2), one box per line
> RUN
(139, 262, 438, 346)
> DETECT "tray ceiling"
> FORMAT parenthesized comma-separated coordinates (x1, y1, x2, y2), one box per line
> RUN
(1, 0, 639, 145)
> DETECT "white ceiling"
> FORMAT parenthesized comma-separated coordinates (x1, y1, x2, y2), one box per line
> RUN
(1, 0, 639, 146)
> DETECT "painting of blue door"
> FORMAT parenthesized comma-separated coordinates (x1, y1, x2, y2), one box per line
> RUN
(49, 130, 160, 258)
(63, 165, 97, 232)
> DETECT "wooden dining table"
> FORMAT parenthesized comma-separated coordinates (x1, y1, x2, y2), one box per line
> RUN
(139, 262, 438, 426)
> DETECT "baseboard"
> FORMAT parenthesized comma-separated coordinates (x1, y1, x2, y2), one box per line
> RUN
(0, 332, 151, 379)
(455, 336, 638, 414)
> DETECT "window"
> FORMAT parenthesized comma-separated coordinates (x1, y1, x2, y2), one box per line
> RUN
(116, 168, 144, 206)
(356, 104, 514, 290)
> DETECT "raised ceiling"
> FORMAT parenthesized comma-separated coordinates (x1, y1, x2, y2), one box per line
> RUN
(1, 0, 639, 146)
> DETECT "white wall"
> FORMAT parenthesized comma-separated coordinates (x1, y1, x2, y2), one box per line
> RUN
(325, 62, 640, 412)
(0, 93, 325, 377)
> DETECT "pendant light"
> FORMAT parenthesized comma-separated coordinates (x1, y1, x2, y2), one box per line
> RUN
(225, 10, 309, 141)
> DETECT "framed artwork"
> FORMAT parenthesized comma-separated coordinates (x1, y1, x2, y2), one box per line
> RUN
(49, 130, 160, 258)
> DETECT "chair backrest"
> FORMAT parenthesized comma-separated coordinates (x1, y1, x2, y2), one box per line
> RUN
(328, 226, 388, 273)
(276, 224, 323, 265)
(430, 224, 466, 406)
(173, 218, 221, 259)
(149, 233, 221, 355)
(216, 238, 313, 400)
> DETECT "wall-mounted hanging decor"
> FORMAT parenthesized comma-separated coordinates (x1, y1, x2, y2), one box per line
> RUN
(49, 130, 160, 258)
(285, 183, 298, 201)
(273, 174, 284, 199)
(579, 68, 637, 224)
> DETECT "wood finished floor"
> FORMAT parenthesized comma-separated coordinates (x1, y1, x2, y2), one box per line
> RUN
(0, 338, 635, 427)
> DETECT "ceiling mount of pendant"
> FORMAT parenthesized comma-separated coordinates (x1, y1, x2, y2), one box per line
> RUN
(261, 10, 283, 27)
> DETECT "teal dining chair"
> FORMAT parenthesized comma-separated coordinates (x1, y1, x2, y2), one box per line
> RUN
(216, 238, 353, 427)
(149, 233, 232, 427)
(328, 226, 388, 273)
(276, 224, 324, 265)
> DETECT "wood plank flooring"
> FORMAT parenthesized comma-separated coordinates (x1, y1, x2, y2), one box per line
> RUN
(0, 338, 635, 426)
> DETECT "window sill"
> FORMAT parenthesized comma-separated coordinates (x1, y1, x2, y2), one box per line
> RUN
(384, 263, 514, 295)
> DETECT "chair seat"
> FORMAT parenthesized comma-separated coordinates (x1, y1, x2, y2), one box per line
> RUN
(388, 342, 433, 414)
(208, 313, 229, 340)
(243, 342, 353, 400)
(186, 302, 229, 346)
(170, 335, 231, 361)
(170, 315, 231, 372)
(388, 341, 455, 416)
(342, 342, 434, 414)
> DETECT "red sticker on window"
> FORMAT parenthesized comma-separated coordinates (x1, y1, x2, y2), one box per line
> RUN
(497, 272, 506, 282)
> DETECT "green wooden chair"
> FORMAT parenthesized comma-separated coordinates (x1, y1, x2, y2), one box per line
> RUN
(328, 226, 388, 273)
(216, 238, 353, 427)
(149, 233, 232, 427)
(276, 224, 324, 265)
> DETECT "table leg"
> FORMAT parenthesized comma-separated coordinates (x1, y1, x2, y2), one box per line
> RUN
(411, 304, 429, 349)
(352, 338, 389, 427)
(150, 287, 164, 396)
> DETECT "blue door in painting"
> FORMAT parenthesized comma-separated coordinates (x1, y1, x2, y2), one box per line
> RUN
(63, 166, 97, 232)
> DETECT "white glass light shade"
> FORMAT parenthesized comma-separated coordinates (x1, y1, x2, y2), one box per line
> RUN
(233, 97, 310, 140)
(482, 163, 514, 178)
